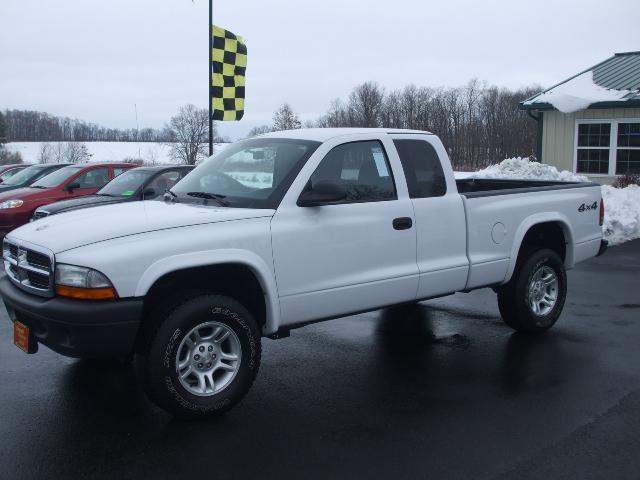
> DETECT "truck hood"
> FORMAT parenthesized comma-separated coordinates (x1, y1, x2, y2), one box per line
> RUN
(8, 200, 275, 253)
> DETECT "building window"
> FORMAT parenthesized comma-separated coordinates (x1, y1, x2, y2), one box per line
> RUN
(576, 123, 610, 174)
(575, 120, 640, 176)
(616, 123, 640, 174)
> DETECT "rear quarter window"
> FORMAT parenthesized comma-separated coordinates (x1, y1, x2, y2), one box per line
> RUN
(393, 139, 447, 198)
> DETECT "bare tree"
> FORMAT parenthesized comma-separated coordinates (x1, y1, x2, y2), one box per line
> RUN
(0, 111, 6, 143)
(38, 143, 53, 163)
(315, 80, 541, 169)
(247, 125, 274, 137)
(65, 142, 92, 163)
(40, 142, 90, 163)
(347, 81, 385, 127)
(0, 146, 22, 165)
(145, 146, 159, 166)
(165, 104, 211, 165)
(273, 103, 302, 131)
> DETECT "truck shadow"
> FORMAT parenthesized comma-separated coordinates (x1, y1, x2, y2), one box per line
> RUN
(369, 303, 569, 404)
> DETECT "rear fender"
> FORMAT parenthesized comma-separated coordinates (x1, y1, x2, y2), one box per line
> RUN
(503, 213, 574, 284)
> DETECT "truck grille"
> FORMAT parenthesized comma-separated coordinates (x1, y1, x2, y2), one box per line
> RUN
(3, 239, 55, 297)
(32, 210, 50, 221)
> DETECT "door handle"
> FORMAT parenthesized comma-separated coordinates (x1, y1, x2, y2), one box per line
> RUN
(393, 217, 413, 230)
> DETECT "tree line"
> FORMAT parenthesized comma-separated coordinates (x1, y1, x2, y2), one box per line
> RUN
(3, 78, 542, 169)
(2, 109, 171, 143)
(252, 80, 540, 169)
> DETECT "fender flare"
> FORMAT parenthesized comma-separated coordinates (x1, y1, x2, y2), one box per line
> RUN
(503, 213, 575, 284)
(135, 249, 281, 335)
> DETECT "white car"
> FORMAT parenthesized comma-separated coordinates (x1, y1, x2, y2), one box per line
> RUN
(1, 128, 606, 418)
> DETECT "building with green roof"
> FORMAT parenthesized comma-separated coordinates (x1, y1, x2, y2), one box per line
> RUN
(521, 52, 640, 184)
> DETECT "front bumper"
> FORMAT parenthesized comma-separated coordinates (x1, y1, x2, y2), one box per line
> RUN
(0, 274, 143, 358)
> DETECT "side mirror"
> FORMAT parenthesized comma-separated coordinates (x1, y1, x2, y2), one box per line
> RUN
(66, 182, 80, 193)
(141, 187, 156, 199)
(297, 181, 347, 207)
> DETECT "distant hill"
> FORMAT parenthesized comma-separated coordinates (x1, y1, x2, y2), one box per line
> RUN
(3, 109, 170, 143)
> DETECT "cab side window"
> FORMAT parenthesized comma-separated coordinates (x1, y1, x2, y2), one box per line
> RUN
(113, 167, 129, 177)
(149, 171, 182, 196)
(393, 139, 447, 198)
(307, 140, 396, 203)
(76, 168, 110, 188)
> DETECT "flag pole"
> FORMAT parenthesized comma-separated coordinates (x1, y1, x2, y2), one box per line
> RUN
(208, 0, 213, 156)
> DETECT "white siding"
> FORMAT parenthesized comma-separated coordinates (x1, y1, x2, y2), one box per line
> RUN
(541, 108, 640, 185)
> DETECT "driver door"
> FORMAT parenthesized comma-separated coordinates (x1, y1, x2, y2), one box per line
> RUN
(67, 167, 111, 197)
(271, 136, 419, 327)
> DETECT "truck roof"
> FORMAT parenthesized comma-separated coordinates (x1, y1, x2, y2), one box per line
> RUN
(259, 128, 433, 142)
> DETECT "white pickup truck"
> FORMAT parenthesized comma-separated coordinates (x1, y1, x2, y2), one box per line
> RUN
(1, 128, 606, 418)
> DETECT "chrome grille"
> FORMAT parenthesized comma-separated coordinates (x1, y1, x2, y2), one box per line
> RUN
(3, 238, 55, 297)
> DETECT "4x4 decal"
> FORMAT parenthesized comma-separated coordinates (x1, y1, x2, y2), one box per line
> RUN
(578, 201, 598, 212)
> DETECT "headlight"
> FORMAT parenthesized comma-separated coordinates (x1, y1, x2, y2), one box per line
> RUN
(55, 264, 117, 300)
(0, 200, 24, 209)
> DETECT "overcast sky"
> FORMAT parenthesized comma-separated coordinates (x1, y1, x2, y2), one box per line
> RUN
(1, 0, 638, 140)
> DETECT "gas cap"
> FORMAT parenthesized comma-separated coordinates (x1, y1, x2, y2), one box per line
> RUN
(491, 222, 506, 245)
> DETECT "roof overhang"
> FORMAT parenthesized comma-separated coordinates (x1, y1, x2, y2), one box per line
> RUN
(520, 99, 640, 112)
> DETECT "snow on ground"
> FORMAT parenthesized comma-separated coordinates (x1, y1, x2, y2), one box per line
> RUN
(523, 71, 631, 114)
(463, 158, 639, 246)
(4, 142, 227, 165)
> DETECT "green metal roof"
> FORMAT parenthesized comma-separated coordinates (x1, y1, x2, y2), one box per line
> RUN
(521, 51, 640, 111)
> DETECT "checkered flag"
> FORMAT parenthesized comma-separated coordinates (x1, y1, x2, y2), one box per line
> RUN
(211, 25, 247, 121)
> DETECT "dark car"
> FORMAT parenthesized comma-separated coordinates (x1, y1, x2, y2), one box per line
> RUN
(0, 163, 70, 194)
(0, 164, 32, 183)
(32, 165, 195, 220)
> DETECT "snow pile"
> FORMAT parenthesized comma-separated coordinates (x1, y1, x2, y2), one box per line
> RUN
(470, 158, 640, 246)
(471, 157, 588, 182)
(601, 184, 640, 245)
(524, 71, 632, 114)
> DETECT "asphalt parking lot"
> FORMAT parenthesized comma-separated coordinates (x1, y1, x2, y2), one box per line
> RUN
(1, 240, 639, 480)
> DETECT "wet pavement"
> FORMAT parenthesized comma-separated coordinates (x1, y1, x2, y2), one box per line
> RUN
(1, 240, 639, 479)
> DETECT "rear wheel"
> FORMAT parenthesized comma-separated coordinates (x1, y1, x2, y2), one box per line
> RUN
(138, 293, 261, 419)
(497, 249, 567, 333)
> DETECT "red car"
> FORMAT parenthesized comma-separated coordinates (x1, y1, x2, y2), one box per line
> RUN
(0, 163, 134, 236)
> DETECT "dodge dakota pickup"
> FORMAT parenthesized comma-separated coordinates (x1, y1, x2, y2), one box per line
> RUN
(0, 128, 606, 418)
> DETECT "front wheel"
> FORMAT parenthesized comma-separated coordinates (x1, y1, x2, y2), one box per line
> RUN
(138, 294, 261, 419)
(497, 249, 567, 333)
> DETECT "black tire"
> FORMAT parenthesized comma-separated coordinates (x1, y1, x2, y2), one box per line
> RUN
(497, 249, 567, 333)
(138, 293, 261, 419)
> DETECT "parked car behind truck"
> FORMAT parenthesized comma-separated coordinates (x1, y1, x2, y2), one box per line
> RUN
(0, 164, 32, 183)
(0, 162, 134, 235)
(32, 165, 194, 220)
(0, 129, 606, 418)
(0, 163, 70, 195)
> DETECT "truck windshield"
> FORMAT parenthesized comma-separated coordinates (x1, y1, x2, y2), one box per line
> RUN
(171, 138, 321, 209)
(31, 166, 83, 188)
(98, 169, 154, 197)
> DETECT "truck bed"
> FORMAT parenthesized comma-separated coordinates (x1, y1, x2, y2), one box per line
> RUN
(456, 178, 600, 198)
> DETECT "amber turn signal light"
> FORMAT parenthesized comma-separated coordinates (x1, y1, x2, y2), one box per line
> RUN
(55, 285, 118, 300)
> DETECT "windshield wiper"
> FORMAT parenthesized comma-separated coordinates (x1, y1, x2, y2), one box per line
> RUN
(30, 185, 47, 189)
(186, 191, 229, 207)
